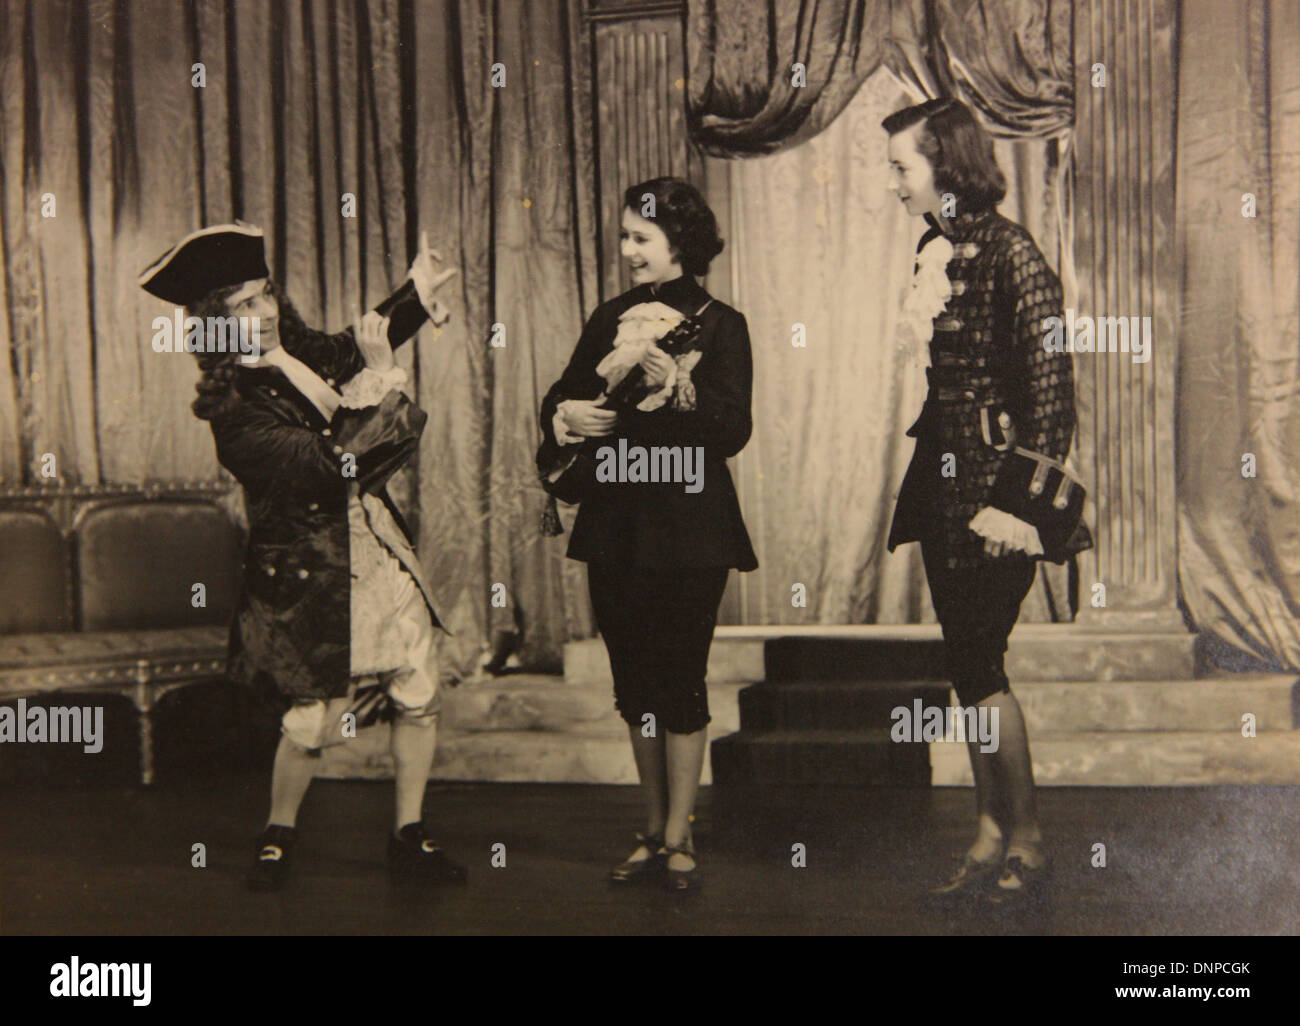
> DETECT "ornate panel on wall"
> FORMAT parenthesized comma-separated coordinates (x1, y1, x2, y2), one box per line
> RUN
(582, 0, 693, 301)
(1072, 0, 1183, 630)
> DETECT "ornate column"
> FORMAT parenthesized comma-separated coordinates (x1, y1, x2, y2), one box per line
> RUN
(1071, 0, 1189, 639)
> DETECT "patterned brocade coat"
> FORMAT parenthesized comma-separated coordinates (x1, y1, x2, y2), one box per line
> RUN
(887, 208, 1081, 570)
(210, 282, 444, 708)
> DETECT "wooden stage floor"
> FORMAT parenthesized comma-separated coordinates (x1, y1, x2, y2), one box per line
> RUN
(3, 776, 1297, 935)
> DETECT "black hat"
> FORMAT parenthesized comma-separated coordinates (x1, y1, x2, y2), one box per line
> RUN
(138, 222, 269, 306)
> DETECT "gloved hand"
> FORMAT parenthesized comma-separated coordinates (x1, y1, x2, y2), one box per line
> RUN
(407, 229, 458, 327)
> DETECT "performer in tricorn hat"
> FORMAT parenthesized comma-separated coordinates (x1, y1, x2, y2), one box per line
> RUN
(140, 223, 463, 890)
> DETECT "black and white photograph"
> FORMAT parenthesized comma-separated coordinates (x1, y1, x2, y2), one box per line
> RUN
(0, 0, 1296, 997)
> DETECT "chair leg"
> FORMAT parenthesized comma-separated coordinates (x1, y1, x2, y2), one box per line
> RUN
(138, 707, 155, 786)
(131, 680, 155, 786)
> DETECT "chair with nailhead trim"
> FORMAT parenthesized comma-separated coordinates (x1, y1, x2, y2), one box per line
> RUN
(0, 483, 240, 784)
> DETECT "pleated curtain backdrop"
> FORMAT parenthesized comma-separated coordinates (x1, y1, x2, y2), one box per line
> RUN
(1176, 0, 1300, 671)
(0, 0, 598, 673)
(686, 0, 1074, 150)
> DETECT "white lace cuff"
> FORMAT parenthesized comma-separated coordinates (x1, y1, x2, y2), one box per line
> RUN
(407, 266, 452, 327)
(339, 366, 409, 409)
(969, 507, 1044, 557)
(553, 401, 585, 446)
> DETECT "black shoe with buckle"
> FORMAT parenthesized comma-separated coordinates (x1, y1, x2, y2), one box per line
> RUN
(988, 853, 1052, 906)
(925, 852, 1001, 903)
(608, 832, 667, 884)
(387, 823, 468, 884)
(246, 824, 295, 892)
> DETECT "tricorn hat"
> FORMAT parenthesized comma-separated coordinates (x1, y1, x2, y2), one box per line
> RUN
(138, 222, 269, 306)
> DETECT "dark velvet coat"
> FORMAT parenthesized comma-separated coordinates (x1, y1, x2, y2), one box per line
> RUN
(887, 209, 1079, 570)
(210, 281, 443, 707)
(539, 275, 758, 571)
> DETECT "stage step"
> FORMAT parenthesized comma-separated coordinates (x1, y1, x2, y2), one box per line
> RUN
(738, 679, 952, 732)
(565, 635, 765, 687)
(315, 675, 743, 784)
(929, 729, 1300, 786)
(1011, 675, 1298, 733)
(759, 628, 1196, 683)
(712, 673, 1300, 789)
(323, 719, 744, 784)
(735, 675, 1297, 735)
(565, 624, 1198, 686)
(320, 727, 640, 784)
(710, 729, 932, 788)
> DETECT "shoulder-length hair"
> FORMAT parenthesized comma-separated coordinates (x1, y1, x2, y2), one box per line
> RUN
(623, 176, 724, 277)
(881, 98, 1006, 212)
(188, 280, 309, 421)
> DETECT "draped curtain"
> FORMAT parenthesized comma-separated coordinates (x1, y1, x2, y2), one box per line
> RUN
(689, 0, 1076, 625)
(687, 0, 1072, 152)
(0, 0, 596, 674)
(1176, 0, 1300, 671)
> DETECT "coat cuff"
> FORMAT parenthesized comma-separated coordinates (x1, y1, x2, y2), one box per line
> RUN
(986, 445, 1089, 562)
(339, 366, 409, 409)
(331, 390, 427, 495)
(372, 279, 433, 346)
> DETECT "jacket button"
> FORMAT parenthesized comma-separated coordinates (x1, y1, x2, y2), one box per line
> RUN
(326, 378, 336, 386)
(332, 445, 343, 455)
(297, 569, 310, 579)
(322, 428, 332, 437)
(265, 566, 276, 576)
(964, 390, 976, 399)
(269, 388, 278, 397)
(308, 502, 319, 511)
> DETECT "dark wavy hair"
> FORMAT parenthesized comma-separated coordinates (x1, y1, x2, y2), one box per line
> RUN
(188, 280, 309, 421)
(881, 98, 1006, 213)
(623, 176, 724, 277)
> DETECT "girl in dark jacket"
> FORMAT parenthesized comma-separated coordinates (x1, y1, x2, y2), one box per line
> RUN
(539, 178, 757, 892)
(139, 224, 462, 890)
(883, 100, 1087, 905)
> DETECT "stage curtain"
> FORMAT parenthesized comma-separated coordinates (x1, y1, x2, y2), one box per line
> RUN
(686, 0, 923, 155)
(901, 0, 1073, 137)
(1176, 0, 1300, 671)
(687, 0, 1071, 154)
(0, 0, 596, 672)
